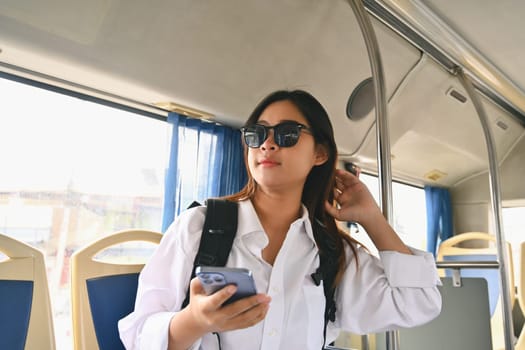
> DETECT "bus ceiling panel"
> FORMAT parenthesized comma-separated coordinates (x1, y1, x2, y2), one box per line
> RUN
(353, 54, 523, 188)
(334, 14, 423, 158)
(421, 0, 525, 101)
(364, 0, 525, 125)
(0, 1, 420, 127)
(2, 1, 520, 187)
(0, 0, 110, 45)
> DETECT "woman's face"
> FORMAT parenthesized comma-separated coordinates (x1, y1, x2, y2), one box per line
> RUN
(247, 100, 327, 194)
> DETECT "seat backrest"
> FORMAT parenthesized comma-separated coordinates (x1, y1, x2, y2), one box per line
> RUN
(70, 229, 162, 350)
(375, 277, 493, 350)
(437, 232, 515, 316)
(0, 233, 56, 350)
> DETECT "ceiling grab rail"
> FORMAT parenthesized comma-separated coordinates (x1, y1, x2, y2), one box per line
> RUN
(346, 1, 397, 349)
(457, 68, 515, 350)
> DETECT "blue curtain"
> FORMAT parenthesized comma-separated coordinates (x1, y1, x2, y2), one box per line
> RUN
(425, 185, 454, 256)
(162, 112, 247, 231)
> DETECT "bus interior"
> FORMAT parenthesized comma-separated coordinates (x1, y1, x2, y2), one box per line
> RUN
(0, 1, 524, 349)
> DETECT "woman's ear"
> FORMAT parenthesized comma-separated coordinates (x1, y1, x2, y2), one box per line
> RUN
(314, 144, 329, 166)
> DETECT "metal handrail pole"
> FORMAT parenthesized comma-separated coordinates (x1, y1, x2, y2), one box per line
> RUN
(346, 1, 396, 349)
(435, 261, 500, 269)
(457, 68, 515, 350)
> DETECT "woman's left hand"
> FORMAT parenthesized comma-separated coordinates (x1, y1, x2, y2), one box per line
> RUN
(325, 168, 412, 254)
(324, 168, 381, 225)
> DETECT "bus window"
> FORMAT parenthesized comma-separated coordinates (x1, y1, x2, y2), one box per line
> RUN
(0, 77, 169, 349)
(350, 173, 427, 255)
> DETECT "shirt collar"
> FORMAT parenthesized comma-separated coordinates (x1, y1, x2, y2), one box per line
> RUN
(236, 199, 317, 245)
(236, 199, 264, 235)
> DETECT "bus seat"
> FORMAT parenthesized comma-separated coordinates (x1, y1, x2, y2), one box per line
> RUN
(0, 233, 56, 350)
(70, 229, 162, 350)
(437, 232, 515, 314)
(437, 232, 515, 350)
(516, 242, 525, 350)
(375, 277, 493, 350)
(442, 253, 500, 314)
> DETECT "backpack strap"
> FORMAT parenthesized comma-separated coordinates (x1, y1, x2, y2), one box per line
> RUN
(311, 219, 338, 349)
(181, 199, 238, 308)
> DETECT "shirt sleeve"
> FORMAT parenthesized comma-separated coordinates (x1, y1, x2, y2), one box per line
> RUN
(118, 207, 206, 350)
(334, 245, 442, 334)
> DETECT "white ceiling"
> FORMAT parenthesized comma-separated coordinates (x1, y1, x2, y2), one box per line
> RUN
(424, 0, 525, 96)
(0, 0, 523, 187)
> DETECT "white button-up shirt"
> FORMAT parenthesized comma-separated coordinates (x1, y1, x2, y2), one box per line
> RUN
(119, 200, 441, 350)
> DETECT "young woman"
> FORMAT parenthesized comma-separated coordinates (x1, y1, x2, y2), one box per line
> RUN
(119, 90, 441, 350)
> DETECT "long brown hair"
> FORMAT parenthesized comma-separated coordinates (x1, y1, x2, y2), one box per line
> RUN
(225, 90, 359, 285)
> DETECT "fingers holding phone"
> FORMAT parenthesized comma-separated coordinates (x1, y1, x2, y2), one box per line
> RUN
(189, 276, 236, 312)
(188, 267, 271, 333)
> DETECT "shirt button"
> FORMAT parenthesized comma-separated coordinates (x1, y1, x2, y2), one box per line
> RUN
(268, 328, 279, 336)
(271, 286, 280, 294)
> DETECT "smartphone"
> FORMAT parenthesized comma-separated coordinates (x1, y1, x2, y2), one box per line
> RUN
(195, 266, 257, 305)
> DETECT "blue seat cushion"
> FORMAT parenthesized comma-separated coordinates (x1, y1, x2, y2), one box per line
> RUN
(0, 280, 33, 350)
(86, 273, 139, 350)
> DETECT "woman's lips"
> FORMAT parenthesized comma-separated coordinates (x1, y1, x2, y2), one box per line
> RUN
(259, 159, 280, 166)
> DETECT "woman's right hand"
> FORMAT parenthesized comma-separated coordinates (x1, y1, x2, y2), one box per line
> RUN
(187, 276, 271, 333)
(168, 277, 271, 349)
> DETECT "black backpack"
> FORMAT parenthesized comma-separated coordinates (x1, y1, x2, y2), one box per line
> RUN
(182, 199, 338, 347)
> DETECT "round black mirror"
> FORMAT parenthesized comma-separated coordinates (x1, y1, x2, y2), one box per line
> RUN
(346, 77, 374, 121)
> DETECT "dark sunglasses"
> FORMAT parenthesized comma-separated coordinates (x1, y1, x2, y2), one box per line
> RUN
(241, 121, 313, 148)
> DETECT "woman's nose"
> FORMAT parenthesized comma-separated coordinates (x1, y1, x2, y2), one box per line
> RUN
(260, 129, 277, 150)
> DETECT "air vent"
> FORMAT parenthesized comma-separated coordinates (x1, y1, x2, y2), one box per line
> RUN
(424, 169, 447, 182)
(153, 101, 214, 120)
(446, 87, 467, 104)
